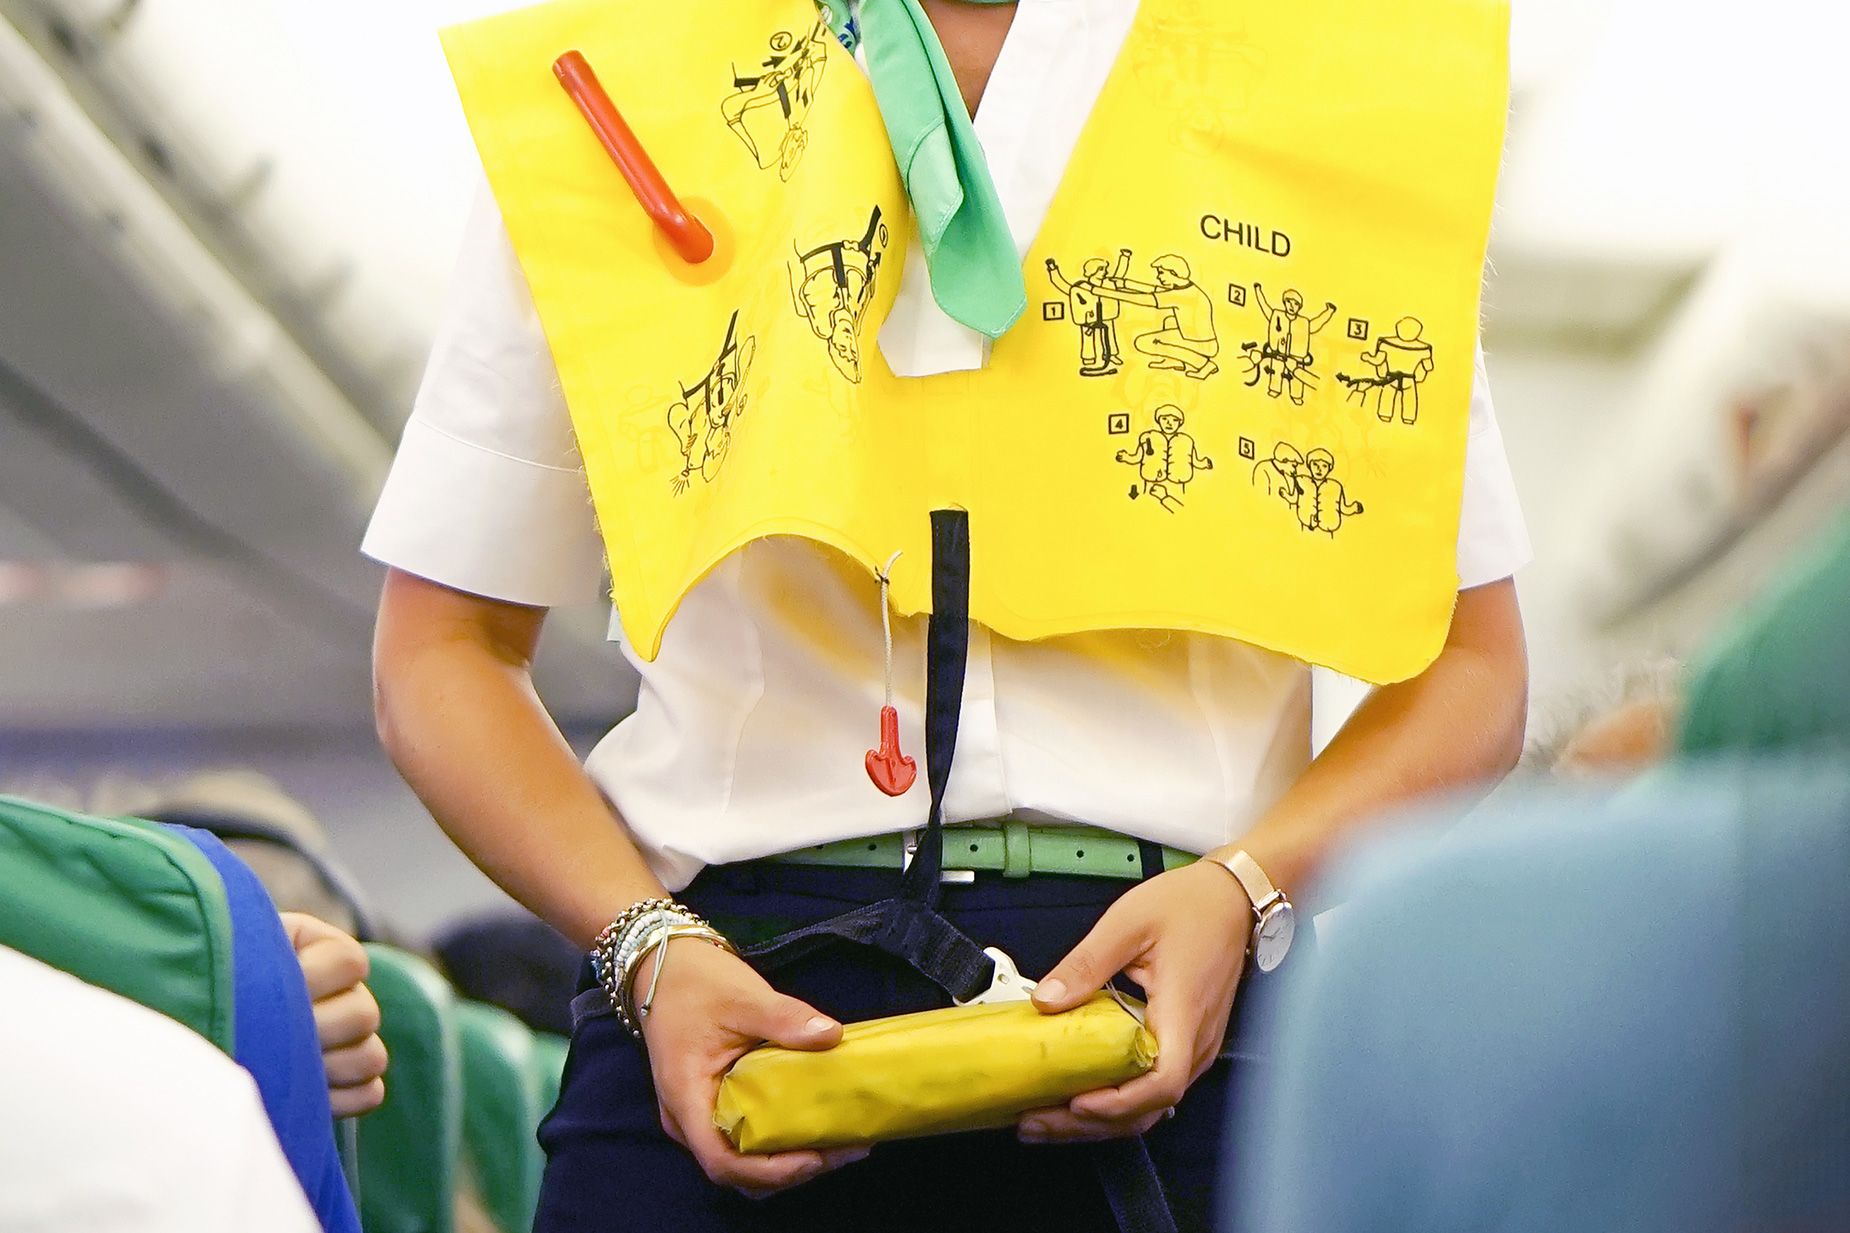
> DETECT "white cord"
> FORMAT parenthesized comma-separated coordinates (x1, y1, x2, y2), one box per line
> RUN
(876, 550, 901, 708)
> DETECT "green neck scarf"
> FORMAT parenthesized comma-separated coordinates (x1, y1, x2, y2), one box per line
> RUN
(820, 0, 1025, 339)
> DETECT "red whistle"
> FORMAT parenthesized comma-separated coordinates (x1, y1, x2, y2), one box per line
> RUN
(553, 50, 715, 264)
(865, 705, 917, 797)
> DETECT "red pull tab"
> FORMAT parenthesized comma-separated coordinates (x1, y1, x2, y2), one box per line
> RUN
(865, 705, 917, 797)
(553, 50, 715, 265)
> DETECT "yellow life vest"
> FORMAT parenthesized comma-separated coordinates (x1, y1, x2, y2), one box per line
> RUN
(441, 0, 1508, 684)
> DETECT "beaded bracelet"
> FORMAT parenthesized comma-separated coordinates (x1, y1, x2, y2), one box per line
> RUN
(603, 908, 682, 995)
(593, 897, 680, 959)
(596, 902, 689, 1035)
(594, 899, 691, 992)
(593, 899, 734, 1037)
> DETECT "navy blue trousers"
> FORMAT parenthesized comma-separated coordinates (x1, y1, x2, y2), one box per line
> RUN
(534, 862, 1261, 1233)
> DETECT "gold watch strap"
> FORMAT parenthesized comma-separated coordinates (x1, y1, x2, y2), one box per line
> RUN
(1206, 849, 1286, 915)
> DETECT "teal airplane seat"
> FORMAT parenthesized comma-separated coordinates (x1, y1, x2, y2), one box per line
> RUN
(457, 1000, 548, 1233)
(358, 944, 463, 1233)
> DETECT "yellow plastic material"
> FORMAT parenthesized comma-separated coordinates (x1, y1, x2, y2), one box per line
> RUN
(442, 0, 1509, 684)
(713, 994, 1156, 1153)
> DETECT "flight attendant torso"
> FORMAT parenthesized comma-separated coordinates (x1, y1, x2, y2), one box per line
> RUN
(365, 2, 1531, 1229)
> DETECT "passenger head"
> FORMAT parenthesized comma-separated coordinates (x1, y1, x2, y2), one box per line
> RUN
(1305, 448, 1335, 480)
(134, 769, 362, 935)
(1082, 257, 1109, 281)
(1155, 405, 1184, 433)
(434, 913, 580, 1036)
(1282, 290, 1304, 317)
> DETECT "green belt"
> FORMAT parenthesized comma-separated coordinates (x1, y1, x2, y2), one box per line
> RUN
(769, 821, 1196, 881)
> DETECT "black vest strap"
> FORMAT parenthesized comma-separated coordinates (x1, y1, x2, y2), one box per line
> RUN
(898, 508, 971, 907)
(1092, 1139, 1182, 1233)
(740, 897, 992, 1003)
(1137, 838, 1168, 883)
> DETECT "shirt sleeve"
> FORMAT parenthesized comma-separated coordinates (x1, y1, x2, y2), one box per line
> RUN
(1455, 341, 1533, 589)
(361, 181, 606, 607)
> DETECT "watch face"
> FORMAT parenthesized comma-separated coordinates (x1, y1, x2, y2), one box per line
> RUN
(1253, 902, 1296, 973)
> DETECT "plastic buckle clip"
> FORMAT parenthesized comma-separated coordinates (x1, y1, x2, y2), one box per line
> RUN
(954, 947, 1037, 1006)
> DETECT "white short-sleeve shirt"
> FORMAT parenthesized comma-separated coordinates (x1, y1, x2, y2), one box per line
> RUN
(364, 0, 1531, 889)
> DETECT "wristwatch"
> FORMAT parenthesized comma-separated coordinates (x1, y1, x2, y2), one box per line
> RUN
(1204, 850, 1296, 973)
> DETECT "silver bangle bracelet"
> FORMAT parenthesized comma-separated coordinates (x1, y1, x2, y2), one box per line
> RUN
(593, 899, 732, 1037)
(634, 924, 735, 1026)
(594, 900, 689, 1036)
(615, 915, 685, 1022)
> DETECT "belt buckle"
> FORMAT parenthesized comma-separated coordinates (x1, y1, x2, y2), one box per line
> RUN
(901, 829, 976, 884)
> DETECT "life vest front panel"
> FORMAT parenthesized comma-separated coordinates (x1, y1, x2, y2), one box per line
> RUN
(443, 0, 1509, 683)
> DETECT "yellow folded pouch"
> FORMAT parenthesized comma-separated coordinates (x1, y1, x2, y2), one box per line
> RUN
(715, 994, 1157, 1153)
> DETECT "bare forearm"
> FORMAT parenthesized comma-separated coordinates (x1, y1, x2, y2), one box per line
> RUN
(1225, 581, 1528, 907)
(374, 591, 663, 947)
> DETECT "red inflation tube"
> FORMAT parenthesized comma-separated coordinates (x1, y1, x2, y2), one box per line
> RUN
(553, 50, 715, 265)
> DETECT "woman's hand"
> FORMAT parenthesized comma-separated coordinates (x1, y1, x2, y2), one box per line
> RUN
(1019, 862, 1249, 1143)
(640, 940, 869, 1197)
(282, 912, 389, 1118)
